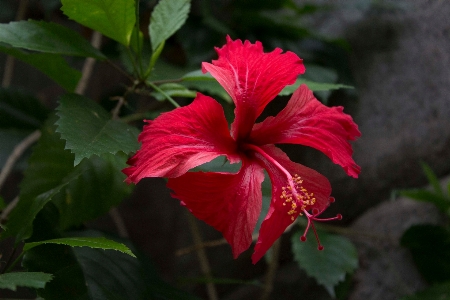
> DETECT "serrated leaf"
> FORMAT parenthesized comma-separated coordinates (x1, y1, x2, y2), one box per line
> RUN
(292, 230, 358, 297)
(400, 189, 450, 213)
(51, 153, 133, 230)
(279, 79, 353, 96)
(149, 0, 191, 52)
(0, 45, 81, 91)
(0, 87, 49, 130)
(61, 0, 136, 46)
(401, 224, 450, 284)
(0, 272, 53, 291)
(23, 230, 199, 300)
(55, 94, 140, 166)
(0, 115, 82, 243)
(420, 162, 444, 197)
(0, 20, 105, 58)
(400, 281, 450, 300)
(24, 236, 135, 257)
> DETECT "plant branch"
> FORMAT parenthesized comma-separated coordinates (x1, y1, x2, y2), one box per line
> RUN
(146, 81, 180, 108)
(0, 130, 41, 192)
(109, 207, 129, 238)
(186, 213, 219, 300)
(110, 96, 125, 120)
(75, 31, 102, 95)
(260, 238, 281, 300)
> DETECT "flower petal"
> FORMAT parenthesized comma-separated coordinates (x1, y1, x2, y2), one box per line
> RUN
(123, 93, 239, 183)
(251, 145, 331, 263)
(167, 159, 265, 258)
(250, 84, 361, 178)
(202, 36, 305, 140)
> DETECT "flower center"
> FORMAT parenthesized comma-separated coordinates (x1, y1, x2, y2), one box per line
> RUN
(280, 174, 316, 221)
(244, 143, 342, 250)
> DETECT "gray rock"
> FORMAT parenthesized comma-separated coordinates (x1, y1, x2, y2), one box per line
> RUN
(296, 0, 450, 219)
(348, 195, 444, 300)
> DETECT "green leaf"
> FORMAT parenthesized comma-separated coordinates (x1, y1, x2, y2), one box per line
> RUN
(149, 0, 191, 52)
(181, 70, 231, 103)
(55, 94, 140, 166)
(420, 162, 444, 197)
(130, 27, 144, 54)
(24, 236, 135, 257)
(51, 153, 133, 230)
(0, 87, 49, 130)
(0, 272, 53, 291)
(0, 115, 81, 243)
(61, 0, 136, 46)
(23, 230, 200, 300)
(400, 189, 450, 213)
(181, 69, 214, 81)
(400, 281, 450, 300)
(0, 45, 81, 91)
(0, 20, 105, 58)
(401, 224, 450, 284)
(279, 79, 353, 96)
(292, 230, 358, 297)
(151, 83, 196, 101)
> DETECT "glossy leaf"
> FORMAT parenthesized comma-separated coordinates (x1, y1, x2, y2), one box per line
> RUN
(51, 153, 133, 230)
(279, 78, 353, 96)
(23, 230, 200, 300)
(24, 236, 135, 257)
(0, 20, 105, 58)
(400, 281, 450, 300)
(149, 0, 191, 52)
(0, 116, 80, 243)
(55, 94, 140, 166)
(292, 230, 358, 297)
(151, 83, 196, 101)
(401, 224, 450, 283)
(0, 272, 53, 291)
(181, 70, 231, 102)
(61, 0, 136, 46)
(0, 45, 81, 91)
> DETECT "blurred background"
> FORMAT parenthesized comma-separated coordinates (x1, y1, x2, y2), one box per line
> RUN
(1, 0, 449, 299)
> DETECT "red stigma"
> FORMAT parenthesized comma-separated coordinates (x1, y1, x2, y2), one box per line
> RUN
(300, 197, 342, 251)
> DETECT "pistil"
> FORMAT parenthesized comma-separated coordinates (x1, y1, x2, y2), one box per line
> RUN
(244, 143, 342, 250)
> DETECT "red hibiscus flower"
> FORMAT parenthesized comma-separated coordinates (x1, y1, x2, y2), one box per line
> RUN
(123, 36, 361, 264)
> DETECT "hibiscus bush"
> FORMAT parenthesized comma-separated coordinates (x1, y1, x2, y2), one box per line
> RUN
(0, 0, 361, 299)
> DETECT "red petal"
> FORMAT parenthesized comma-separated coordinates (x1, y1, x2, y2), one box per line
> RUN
(123, 93, 239, 183)
(202, 36, 305, 140)
(168, 159, 265, 258)
(250, 85, 361, 178)
(251, 145, 331, 263)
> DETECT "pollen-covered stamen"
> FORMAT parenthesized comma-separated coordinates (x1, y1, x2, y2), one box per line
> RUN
(243, 144, 342, 249)
(300, 197, 343, 250)
(280, 174, 316, 221)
